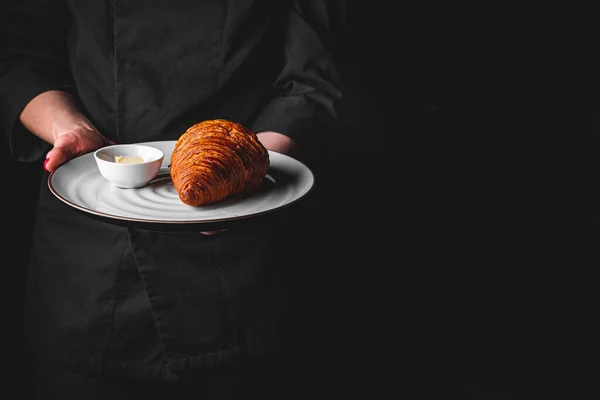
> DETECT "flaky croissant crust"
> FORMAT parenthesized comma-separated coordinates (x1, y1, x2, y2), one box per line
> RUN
(170, 119, 270, 206)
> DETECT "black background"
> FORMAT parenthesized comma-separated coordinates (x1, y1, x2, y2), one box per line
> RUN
(2, 3, 594, 398)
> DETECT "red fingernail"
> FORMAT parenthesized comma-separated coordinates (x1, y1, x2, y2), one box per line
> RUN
(43, 158, 50, 172)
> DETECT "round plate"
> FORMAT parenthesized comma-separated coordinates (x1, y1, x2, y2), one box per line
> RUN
(48, 140, 314, 230)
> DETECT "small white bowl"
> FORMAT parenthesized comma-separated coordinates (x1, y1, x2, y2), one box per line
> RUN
(94, 144, 164, 188)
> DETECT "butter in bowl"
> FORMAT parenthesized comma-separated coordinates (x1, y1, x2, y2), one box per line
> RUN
(94, 144, 164, 188)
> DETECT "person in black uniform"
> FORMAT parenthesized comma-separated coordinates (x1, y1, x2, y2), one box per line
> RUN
(0, 1, 343, 398)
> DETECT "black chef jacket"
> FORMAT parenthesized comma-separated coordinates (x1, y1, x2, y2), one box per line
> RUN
(0, 0, 342, 380)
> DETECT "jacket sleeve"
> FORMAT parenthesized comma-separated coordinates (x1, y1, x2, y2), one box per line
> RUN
(249, 0, 345, 145)
(0, 0, 74, 162)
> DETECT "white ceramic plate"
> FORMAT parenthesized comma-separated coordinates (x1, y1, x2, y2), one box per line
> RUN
(48, 140, 314, 229)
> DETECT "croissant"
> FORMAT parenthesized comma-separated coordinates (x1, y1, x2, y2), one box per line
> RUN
(170, 119, 270, 206)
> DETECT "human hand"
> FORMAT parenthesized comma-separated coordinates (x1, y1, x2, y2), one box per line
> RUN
(19, 90, 116, 173)
(256, 130, 295, 155)
(44, 123, 115, 173)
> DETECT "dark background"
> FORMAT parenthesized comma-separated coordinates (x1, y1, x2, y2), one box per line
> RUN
(2, 3, 594, 398)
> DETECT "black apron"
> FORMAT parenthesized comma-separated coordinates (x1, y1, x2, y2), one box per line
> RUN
(26, 182, 289, 379)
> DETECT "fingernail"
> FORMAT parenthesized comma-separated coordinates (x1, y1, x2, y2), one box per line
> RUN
(43, 158, 50, 172)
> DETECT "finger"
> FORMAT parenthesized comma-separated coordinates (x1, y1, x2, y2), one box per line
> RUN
(200, 229, 229, 235)
(44, 146, 73, 173)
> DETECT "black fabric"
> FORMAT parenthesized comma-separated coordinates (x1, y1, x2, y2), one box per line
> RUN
(23, 175, 296, 380)
(30, 359, 300, 400)
(0, 0, 342, 384)
(0, 0, 343, 161)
